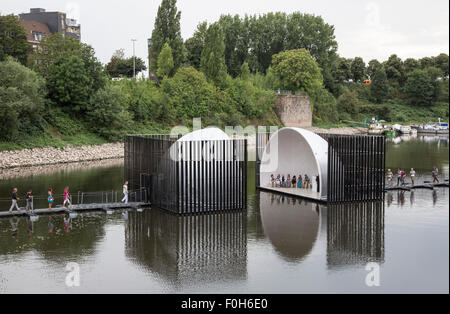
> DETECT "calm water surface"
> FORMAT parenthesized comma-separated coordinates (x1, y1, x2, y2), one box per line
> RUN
(0, 135, 448, 293)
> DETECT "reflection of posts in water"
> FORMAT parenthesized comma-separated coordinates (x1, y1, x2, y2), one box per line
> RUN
(327, 201, 385, 268)
(125, 210, 247, 286)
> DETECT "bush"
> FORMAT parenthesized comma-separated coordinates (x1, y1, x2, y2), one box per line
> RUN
(359, 104, 392, 121)
(337, 90, 360, 120)
(312, 87, 338, 123)
(227, 78, 275, 119)
(161, 67, 215, 122)
(86, 84, 132, 141)
(117, 79, 164, 122)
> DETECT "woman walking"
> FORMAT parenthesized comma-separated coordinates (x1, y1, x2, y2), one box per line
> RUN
(63, 186, 71, 208)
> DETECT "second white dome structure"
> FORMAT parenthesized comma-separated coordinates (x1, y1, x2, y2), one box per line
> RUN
(257, 128, 386, 203)
(259, 127, 328, 201)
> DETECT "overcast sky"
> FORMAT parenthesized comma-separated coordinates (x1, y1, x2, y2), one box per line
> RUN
(3, 0, 449, 71)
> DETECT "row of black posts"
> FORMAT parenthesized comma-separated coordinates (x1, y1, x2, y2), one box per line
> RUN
(124, 135, 248, 215)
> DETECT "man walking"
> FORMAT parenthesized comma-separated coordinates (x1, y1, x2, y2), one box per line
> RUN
(432, 166, 440, 183)
(9, 188, 20, 212)
(410, 168, 416, 185)
(122, 181, 129, 203)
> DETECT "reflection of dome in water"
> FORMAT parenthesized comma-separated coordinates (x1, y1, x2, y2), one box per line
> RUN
(260, 192, 320, 262)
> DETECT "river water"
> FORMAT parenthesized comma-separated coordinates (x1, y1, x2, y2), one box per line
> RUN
(0, 135, 448, 294)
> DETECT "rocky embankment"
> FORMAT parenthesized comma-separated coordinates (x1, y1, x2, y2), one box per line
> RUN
(0, 127, 365, 170)
(306, 126, 367, 135)
(0, 143, 124, 170)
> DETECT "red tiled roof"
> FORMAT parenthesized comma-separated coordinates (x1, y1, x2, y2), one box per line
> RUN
(18, 19, 51, 43)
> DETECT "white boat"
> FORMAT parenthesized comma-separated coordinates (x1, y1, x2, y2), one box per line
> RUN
(400, 125, 412, 134)
(415, 119, 449, 134)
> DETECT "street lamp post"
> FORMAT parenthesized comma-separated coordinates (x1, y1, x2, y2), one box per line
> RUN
(131, 39, 137, 79)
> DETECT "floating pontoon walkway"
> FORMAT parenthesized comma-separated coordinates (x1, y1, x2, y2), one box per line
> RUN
(0, 202, 149, 218)
(385, 182, 449, 192)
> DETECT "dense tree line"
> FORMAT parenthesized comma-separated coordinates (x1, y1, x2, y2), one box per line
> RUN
(0, 0, 449, 148)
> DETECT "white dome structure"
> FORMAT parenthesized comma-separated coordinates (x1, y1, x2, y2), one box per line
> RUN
(259, 127, 328, 201)
(177, 127, 230, 142)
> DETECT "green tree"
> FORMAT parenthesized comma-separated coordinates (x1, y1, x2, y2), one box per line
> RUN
(0, 15, 32, 65)
(46, 53, 92, 113)
(404, 58, 420, 74)
(332, 57, 352, 83)
(271, 48, 323, 95)
(370, 67, 389, 103)
(248, 12, 288, 73)
(367, 59, 382, 80)
(157, 43, 174, 79)
(351, 57, 366, 83)
(107, 49, 147, 78)
(384, 54, 405, 86)
(200, 23, 227, 86)
(0, 57, 46, 140)
(30, 33, 106, 91)
(434, 53, 449, 78)
(240, 62, 250, 80)
(86, 84, 132, 140)
(150, 0, 184, 74)
(404, 69, 436, 106)
(218, 14, 250, 77)
(185, 21, 208, 70)
(419, 57, 434, 69)
(285, 12, 338, 69)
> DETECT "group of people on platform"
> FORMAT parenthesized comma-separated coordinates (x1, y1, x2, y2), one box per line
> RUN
(269, 174, 320, 193)
(8, 186, 73, 213)
(7, 182, 130, 213)
(386, 166, 441, 186)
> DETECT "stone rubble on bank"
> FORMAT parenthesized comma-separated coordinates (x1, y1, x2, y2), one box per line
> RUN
(0, 143, 124, 170)
(0, 127, 365, 170)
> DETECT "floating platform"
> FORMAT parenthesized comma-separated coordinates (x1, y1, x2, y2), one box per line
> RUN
(0, 202, 149, 219)
(385, 182, 449, 192)
(258, 186, 327, 202)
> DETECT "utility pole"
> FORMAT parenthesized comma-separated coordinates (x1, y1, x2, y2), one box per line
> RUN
(131, 39, 137, 79)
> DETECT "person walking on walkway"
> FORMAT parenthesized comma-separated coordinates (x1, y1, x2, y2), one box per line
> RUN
(48, 189, 54, 210)
(26, 190, 34, 213)
(410, 168, 416, 185)
(432, 166, 440, 183)
(387, 169, 393, 186)
(9, 188, 20, 212)
(401, 170, 407, 186)
(122, 181, 129, 203)
(62, 186, 72, 208)
(397, 169, 402, 186)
